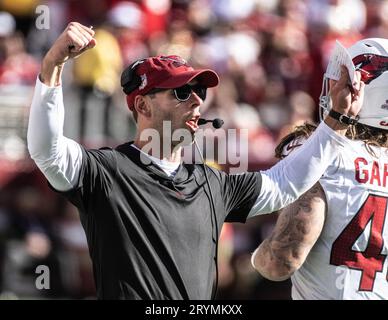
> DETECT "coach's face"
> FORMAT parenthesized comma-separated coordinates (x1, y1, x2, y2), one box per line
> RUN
(148, 81, 203, 145)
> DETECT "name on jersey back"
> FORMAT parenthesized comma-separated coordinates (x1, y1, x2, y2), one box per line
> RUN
(355, 157, 388, 187)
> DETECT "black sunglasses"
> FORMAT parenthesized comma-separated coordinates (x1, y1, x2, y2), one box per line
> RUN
(148, 84, 207, 102)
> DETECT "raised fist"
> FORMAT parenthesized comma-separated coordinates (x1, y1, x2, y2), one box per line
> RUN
(45, 22, 97, 66)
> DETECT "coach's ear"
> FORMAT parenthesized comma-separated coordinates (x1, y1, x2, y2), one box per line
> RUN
(133, 95, 152, 119)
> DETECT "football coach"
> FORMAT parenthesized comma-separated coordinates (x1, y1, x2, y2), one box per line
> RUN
(27, 22, 364, 299)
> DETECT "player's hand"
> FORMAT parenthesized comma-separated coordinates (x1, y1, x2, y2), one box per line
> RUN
(44, 22, 96, 67)
(329, 65, 365, 117)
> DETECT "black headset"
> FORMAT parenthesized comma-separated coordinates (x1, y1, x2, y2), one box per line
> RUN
(120, 59, 146, 94)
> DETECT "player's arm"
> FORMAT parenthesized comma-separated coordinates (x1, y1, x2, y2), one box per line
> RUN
(27, 22, 96, 191)
(248, 67, 363, 216)
(251, 183, 326, 281)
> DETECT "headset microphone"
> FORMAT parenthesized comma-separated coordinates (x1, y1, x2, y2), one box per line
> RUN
(198, 118, 224, 129)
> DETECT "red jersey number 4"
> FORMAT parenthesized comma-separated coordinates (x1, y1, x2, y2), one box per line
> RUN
(330, 194, 388, 291)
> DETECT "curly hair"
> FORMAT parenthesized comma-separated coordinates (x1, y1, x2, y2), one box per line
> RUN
(347, 123, 388, 156)
(275, 122, 388, 159)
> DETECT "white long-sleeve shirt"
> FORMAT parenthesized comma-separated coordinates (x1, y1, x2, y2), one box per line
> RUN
(27, 77, 348, 216)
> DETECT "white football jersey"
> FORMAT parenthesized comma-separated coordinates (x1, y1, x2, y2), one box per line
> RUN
(291, 138, 388, 300)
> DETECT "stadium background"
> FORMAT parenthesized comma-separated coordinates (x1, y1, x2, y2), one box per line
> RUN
(0, 0, 381, 299)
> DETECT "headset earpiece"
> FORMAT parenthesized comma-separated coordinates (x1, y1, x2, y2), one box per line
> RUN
(121, 59, 145, 94)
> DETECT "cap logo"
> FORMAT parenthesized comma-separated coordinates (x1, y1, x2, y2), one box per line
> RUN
(139, 74, 147, 90)
(160, 56, 188, 67)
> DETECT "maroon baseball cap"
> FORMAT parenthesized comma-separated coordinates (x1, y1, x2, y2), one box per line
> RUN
(121, 55, 219, 110)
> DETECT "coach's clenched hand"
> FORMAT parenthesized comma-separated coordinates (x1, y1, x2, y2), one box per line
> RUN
(41, 22, 96, 86)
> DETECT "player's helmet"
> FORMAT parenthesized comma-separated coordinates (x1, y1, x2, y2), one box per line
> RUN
(319, 38, 388, 130)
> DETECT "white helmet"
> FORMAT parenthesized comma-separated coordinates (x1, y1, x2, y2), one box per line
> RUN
(319, 38, 388, 130)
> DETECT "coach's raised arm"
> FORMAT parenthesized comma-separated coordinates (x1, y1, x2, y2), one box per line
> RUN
(247, 67, 364, 216)
(26, 22, 364, 300)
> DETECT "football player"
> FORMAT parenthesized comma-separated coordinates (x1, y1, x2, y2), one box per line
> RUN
(252, 38, 388, 300)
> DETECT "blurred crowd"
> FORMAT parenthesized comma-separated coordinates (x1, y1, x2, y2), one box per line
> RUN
(0, 0, 386, 299)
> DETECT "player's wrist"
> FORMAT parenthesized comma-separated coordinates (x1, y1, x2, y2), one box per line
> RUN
(328, 109, 359, 126)
(324, 114, 349, 134)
